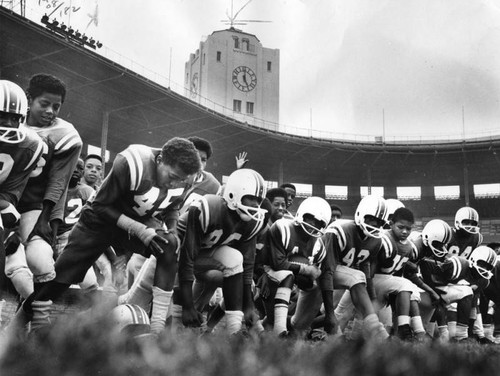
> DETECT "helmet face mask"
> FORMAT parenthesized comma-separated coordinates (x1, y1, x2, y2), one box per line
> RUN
(294, 197, 331, 238)
(354, 196, 388, 239)
(223, 169, 267, 223)
(422, 219, 453, 258)
(0, 80, 28, 144)
(455, 207, 480, 234)
(470, 246, 497, 280)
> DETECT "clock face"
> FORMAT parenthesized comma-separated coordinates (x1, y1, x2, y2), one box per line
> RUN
(232, 66, 257, 92)
(191, 72, 198, 97)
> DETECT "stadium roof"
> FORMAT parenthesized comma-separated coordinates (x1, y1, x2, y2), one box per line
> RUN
(2, 7, 500, 187)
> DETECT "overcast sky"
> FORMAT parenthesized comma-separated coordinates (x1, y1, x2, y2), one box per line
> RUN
(23, 0, 500, 140)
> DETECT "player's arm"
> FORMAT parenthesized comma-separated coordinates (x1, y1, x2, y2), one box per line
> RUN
(267, 223, 300, 274)
(32, 138, 82, 242)
(177, 203, 204, 326)
(239, 238, 259, 325)
(316, 234, 338, 333)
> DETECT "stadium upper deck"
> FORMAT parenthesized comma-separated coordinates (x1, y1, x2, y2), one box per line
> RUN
(2, 7, 500, 226)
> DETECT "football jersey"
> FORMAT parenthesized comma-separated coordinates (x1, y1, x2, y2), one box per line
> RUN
(178, 170, 220, 215)
(57, 183, 95, 235)
(419, 255, 487, 288)
(447, 228, 483, 259)
(91, 144, 184, 224)
(262, 218, 318, 272)
(18, 118, 82, 219)
(0, 127, 44, 206)
(177, 194, 265, 284)
(321, 219, 387, 268)
(377, 230, 417, 275)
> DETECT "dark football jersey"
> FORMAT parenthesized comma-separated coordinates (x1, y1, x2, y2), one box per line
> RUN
(377, 230, 417, 275)
(322, 219, 386, 268)
(179, 170, 220, 215)
(57, 183, 95, 235)
(448, 228, 483, 259)
(262, 218, 318, 272)
(18, 118, 82, 220)
(484, 262, 500, 305)
(177, 194, 265, 284)
(91, 144, 184, 224)
(0, 127, 43, 206)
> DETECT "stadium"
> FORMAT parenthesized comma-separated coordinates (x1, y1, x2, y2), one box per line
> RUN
(2, 3, 500, 375)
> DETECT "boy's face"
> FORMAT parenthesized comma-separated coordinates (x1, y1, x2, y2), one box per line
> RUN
(156, 161, 189, 190)
(28, 92, 62, 127)
(391, 219, 413, 241)
(83, 157, 103, 185)
(270, 196, 286, 221)
(198, 150, 208, 171)
(283, 187, 296, 208)
(72, 159, 85, 181)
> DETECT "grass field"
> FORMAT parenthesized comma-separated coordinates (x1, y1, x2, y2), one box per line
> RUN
(1, 311, 500, 376)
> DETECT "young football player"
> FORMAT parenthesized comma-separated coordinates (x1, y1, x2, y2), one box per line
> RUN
(5, 74, 82, 300)
(7, 137, 201, 336)
(170, 168, 268, 335)
(81, 154, 103, 190)
(258, 196, 331, 336)
(0, 80, 44, 295)
(309, 195, 391, 341)
(279, 183, 296, 218)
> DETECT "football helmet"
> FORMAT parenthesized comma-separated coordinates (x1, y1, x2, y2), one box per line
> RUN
(222, 168, 267, 222)
(294, 196, 331, 237)
(0, 80, 28, 144)
(354, 195, 388, 238)
(469, 246, 497, 280)
(386, 199, 405, 220)
(110, 304, 151, 336)
(422, 219, 453, 258)
(454, 207, 480, 234)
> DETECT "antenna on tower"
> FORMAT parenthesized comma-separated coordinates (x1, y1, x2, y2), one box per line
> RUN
(221, 0, 271, 28)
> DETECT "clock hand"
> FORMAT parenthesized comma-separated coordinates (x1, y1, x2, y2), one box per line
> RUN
(243, 73, 248, 85)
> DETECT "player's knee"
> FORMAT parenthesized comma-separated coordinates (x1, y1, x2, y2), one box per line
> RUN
(25, 236, 55, 282)
(154, 231, 179, 264)
(216, 246, 243, 277)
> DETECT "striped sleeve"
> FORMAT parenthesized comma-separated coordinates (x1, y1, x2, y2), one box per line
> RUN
(120, 147, 145, 191)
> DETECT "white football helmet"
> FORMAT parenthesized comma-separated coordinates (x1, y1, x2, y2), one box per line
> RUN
(454, 207, 480, 234)
(422, 219, 453, 258)
(469, 246, 497, 280)
(222, 168, 267, 222)
(0, 80, 28, 144)
(354, 195, 388, 238)
(294, 196, 331, 237)
(386, 199, 405, 219)
(110, 304, 151, 336)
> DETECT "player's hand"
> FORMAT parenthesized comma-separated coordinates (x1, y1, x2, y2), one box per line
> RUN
(182, 306, 203, 328)
(29, 219, 53, 245)
(256, 274, 271, 300)
(244, 308, 260, 328)
(300, 264, 322, 280)
(323, 311, 338, 334)
(235, 151, 249, 169)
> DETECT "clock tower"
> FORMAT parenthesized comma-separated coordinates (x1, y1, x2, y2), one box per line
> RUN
(185, 28, 279, 130)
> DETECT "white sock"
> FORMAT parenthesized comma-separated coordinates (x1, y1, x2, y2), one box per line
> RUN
(225, 310, 244, 335)
(484, 324, 494, 340)
(273, 287, 291, 335)
(454, 323, 468, 340)
(363, 313, 389, 340)
(31, 300, 53, 332)
(438, 325, 449, 342)
(473, 313, 485, 337)
(397, 315, 410, 326)
(119, 257, 155, 310)
(410, 316, 425, 334)
(448, 321, 457, 339)
(150, 286, 173, 334)
(170, 303, 183, 333)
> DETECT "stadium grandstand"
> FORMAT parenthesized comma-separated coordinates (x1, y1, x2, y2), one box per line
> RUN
(2, 5, 500, 241)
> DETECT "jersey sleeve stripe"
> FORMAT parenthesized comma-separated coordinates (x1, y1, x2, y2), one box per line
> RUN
(450, 256, 462, 280)
(332, 224, 346, 250)
(199, 196, 209, 233)
(23, 140, 44, 171)
(121, 149, 143, 191)
(277, 220, 290, 249)
(381, 235, 392, 258)
(54, 133, 82, 153)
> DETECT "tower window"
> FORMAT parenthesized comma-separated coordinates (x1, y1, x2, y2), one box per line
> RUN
(216, 51, 221, 62)
(233, 37, 239, 49)
(233, 100, 242, 113)
(267, 61, 272, 71)
(246, 102, 254, 114)
(242, 38, 249, 51)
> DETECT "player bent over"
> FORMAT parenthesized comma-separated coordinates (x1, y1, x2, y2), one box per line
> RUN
(258, 197, 331, 337)
(170, 169, 268, 335)
(7, 138, 201, 336)
(317, 195, 391, 341)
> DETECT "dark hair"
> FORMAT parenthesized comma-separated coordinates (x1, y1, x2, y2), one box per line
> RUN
(392, 207, 414, 224)
(27, 74, 67, 103)
(280, 183, 296, 192)
(330, 204, 343, 214)
(266, 187, 288, 202)
(84, 154, 103, 163)
(487, 242, 500, 251)
(187, 136, 213, 159)
(161, 137, 201, 175)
